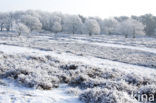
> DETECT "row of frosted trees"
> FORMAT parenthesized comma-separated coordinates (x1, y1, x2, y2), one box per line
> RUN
(0, 10, 156, 37)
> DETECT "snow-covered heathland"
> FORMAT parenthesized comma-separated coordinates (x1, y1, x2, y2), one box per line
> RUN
(0, 33, 156, 103)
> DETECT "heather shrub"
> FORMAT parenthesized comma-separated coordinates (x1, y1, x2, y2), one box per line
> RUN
(60, 64, 78, 70)
(124, 73, 154, 86)
(135, 84, 156, 102)
(80, 88, 138, 103)
(66, 87, 82, 96)
(2, 68, 59, 90)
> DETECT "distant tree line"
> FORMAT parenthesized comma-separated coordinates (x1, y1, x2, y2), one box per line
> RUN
(0, 10, 156, 37)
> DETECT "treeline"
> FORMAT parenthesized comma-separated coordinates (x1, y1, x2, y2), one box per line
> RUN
(0, 10, 156, 37)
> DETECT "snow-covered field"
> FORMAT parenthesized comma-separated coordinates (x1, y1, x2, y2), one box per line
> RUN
(0, 32, 156, 103)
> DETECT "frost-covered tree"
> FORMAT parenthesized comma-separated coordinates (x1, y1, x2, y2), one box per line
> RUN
(62, 15, 82, 34)
(4, 13, 14, 31)
(50, 15, 62, 32)
(0, 13, 6, 31)
(80, 23, 88, 34)
(139, 14, 156, 36)
(38, 12, 62, 32)
(38, 13, 52, 31)
(25, 10, 40, 18)
(0, 10, 152, 36)
(89, 17, 103, 34)
(116, 19, 145, 38)
(12, 11, 25, 20)
(20, 15, 42, 31)
(78, 15, 86, 23)
(52, 22, 62, 33)
(0, 13, 14, 31)
(102, 18, 118, 35)
(15, 23, 30, 36)
(85, 19, 101, 36)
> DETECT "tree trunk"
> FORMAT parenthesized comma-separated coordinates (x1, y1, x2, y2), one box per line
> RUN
(7, 28, 10, 31)
(18, 32, 21, 36)
(89, 33, 92, 36)
(1, 27, 2, 31)
(133, 28, 136, 38)
(0, 23, 4, 31)
(125, 34, 128, 38)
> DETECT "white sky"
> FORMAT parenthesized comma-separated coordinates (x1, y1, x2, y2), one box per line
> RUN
(0, 0, 156, 18)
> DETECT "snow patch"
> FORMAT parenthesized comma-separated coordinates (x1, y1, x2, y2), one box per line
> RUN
(0, 79, 82, 103)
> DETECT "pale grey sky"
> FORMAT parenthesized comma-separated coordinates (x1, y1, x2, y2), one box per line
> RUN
(0, 0, 156, 18)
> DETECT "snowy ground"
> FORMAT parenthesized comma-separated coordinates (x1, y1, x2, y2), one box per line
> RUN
(0, 79, 81, 103)
(0, 32, 156, 103)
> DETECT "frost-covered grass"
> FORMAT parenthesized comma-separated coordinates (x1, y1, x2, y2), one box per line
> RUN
(0, 33, 156, 103)
(0, 33, 156, 68)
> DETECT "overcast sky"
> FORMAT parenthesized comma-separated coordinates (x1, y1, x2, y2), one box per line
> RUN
(0, 0, 155, 18)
